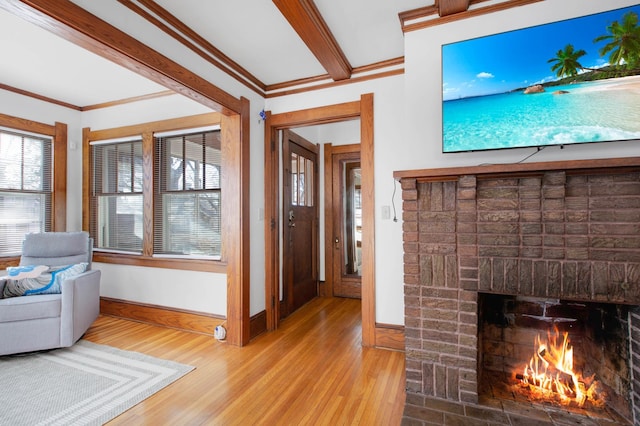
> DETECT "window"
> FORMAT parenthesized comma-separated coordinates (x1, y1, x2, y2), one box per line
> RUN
(0, 128, 52, 255)
(154, 130, 221, 257)
(91, 140, 143, 253)
(86, 114, 223, 267)
(291, 151, 314, 207)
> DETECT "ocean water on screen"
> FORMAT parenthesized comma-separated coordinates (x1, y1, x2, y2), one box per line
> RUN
(443, 78, 640, 153)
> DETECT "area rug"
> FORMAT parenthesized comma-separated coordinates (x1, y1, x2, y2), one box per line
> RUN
(0, 340, 194, 426)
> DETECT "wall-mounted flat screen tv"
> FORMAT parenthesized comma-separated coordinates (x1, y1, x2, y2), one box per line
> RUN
(442, 5, 640, 153)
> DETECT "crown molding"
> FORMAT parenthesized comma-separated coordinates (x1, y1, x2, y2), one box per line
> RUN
(0, 82, 81, 110)
(266, 67, 403, 99)
(400, 0, 543, 32)
(81, 90, 176, 111)
(266, 56, 403, 94)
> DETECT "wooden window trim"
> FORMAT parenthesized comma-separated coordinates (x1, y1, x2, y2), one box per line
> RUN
(0, 112, 67, 268)
(83, 112, 226, 273)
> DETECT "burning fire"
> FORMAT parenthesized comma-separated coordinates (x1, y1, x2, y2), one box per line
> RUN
(517, 327, 605, 408)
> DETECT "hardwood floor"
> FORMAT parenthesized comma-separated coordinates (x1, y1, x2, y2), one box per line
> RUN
(84, 296, 406, 425)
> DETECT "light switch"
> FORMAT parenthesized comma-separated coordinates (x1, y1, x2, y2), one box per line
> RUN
(382, 205, 390, 220)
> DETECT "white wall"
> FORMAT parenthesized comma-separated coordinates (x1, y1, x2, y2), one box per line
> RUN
(79, 94, 210, 129)
(8, 0, 640, 325)
(96, 263, 227, 314)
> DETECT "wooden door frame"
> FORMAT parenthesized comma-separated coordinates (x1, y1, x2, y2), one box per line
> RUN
(324, 144, 361, 299)
(264, 93, 375, 346)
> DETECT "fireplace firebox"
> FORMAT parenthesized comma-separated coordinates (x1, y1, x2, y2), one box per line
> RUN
(396, 158, 640, 425)
(479, 294, 631, 424)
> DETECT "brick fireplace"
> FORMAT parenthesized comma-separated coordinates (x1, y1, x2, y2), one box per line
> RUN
(396, 158, 640, 425)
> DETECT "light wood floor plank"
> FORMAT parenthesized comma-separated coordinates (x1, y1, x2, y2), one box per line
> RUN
(84, 296, 406, 425)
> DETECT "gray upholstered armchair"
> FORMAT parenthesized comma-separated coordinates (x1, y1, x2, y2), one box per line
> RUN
(0, 231, 101, 356)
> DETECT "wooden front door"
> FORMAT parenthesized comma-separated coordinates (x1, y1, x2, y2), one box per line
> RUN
(282, 130, 318, 317)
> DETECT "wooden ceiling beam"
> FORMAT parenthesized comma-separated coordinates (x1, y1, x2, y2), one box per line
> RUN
(4, 0, 242, 114)
(273, 0, 351, 81)
(438, 0, 470, 17)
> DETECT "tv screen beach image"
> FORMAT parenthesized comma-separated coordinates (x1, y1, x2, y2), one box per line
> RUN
(442, 5, 640, 153)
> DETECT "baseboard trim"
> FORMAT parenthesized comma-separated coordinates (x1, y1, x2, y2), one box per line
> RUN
(250, 310, 267, 340)
(99, 298, 403, 349)
(100, 297, 224, 336)
(375, 323, 405, 351)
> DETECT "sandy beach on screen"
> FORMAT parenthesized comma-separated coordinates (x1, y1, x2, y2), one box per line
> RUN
(579, 74, 640, 94)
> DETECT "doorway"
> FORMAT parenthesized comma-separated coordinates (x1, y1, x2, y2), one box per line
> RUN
(325, 144, 362, 299)
(264, 94, 376, 346)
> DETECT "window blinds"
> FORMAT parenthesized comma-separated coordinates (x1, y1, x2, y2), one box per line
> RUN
(0, 130, 52, 255)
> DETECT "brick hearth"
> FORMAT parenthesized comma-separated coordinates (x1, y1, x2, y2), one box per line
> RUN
(396, 158, 640, 425)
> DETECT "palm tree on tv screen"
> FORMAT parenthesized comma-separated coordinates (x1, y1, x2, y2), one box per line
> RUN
(594, 11, 640, 69)
(548, 44, 587, 78)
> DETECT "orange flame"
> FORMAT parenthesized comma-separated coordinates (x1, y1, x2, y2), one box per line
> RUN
(519, 327, 605, 408)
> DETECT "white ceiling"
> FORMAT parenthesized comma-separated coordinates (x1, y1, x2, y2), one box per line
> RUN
(0, 0, 430, 108)
(0, 6, 166, 107)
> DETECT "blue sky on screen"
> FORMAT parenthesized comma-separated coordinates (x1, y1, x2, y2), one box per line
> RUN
(442, 5, 640, 101)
